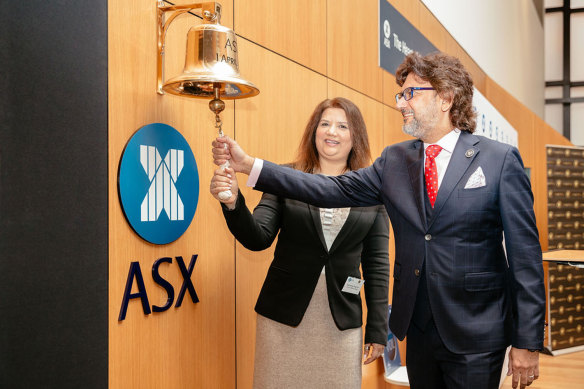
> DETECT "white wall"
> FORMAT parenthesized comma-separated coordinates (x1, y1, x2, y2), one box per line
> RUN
(420, 0, 545, 118)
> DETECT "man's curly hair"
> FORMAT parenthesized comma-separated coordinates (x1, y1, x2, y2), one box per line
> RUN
(395, 52, 476, 133)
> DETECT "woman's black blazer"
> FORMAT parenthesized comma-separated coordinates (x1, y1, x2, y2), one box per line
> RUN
(222, 190, 390, 345)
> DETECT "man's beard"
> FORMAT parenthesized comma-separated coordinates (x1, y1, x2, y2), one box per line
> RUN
(401, 105, 439, 140)
(402, 118, 427, 139)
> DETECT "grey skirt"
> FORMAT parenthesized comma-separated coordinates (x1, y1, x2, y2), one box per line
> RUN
(253, 272, 363, 389)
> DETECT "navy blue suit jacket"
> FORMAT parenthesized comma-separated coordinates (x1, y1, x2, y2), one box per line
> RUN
(255, 131, 546, 354)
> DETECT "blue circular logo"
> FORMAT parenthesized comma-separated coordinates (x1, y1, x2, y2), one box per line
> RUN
(118, 123, 199, 244)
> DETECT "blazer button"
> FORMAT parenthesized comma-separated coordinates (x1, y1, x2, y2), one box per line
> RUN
(425, 234, 432, 241)
(414, 269, 421, 276)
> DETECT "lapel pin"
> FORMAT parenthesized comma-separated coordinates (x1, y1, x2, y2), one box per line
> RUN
(465, 149, 475, 158)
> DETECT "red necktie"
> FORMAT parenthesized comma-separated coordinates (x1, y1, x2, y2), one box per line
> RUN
(425, 145, 442, 208)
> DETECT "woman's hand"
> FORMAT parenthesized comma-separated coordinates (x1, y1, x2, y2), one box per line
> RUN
(210, 167, 239, 207)
(363, 343, 385, 365)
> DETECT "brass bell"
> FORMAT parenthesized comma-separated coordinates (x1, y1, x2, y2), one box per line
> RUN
(158, 2, 259, 102)
(163, 23, 259, 100)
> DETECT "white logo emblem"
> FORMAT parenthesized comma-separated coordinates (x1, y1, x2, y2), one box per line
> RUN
(140, 145, 184, 222)
(383, 20, 391, 49)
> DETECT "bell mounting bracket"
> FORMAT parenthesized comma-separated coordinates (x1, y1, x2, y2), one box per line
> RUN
(156, 1, 221, 94)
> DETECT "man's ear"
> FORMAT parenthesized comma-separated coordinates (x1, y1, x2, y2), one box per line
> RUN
(439, 92, 454, 112)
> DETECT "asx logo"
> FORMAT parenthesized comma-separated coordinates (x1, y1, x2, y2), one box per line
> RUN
(118, 255, 199, 321)
(140, 145, 185, 222)
(119, 123, 199, 244)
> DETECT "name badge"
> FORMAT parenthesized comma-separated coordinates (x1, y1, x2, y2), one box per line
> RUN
(341, 276, 364, 295)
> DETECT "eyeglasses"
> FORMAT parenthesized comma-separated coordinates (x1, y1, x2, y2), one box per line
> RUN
(395, 87, 435, 103)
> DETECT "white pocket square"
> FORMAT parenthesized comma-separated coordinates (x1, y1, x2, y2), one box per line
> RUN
(464, 167, 486, 189)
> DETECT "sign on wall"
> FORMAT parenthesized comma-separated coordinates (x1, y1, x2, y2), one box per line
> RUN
(378, 0, 437, 75)
(472, 88, 518, 148)
(118, 123, 199, 244)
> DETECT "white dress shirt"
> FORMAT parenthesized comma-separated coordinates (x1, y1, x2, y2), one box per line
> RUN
(246, 158, 264, 187)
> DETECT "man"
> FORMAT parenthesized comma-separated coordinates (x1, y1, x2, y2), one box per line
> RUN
(212, 52, 545, 389)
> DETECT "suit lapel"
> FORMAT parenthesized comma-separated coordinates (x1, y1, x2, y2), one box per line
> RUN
(308, 204, 328, 252)
(329, 208, 361, 253)
(406, 140, 427, 229)
(429, 132, 480, 229)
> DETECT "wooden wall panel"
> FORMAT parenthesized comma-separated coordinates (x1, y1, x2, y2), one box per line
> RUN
(234, 38, 328, 389)
(485, 78, 536, 165)
(382, 72, 401, 111)
(514, 112, 536, 170)
(109, 1, 237, 388)
(327, 0, 383, 101)
(234, 0, 326, 74)
(390, 0, 420, 27)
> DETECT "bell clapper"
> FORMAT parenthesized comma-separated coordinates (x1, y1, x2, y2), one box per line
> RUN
(210, 85, 232, 201)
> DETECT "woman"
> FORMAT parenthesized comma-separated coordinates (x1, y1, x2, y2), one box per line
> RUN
(210, 97, 389, 388)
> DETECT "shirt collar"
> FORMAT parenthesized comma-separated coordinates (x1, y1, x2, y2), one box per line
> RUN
(423, 128, 461, 154)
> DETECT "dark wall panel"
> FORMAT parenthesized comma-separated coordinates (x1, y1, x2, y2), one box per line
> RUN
(0, 1, 108, 387)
